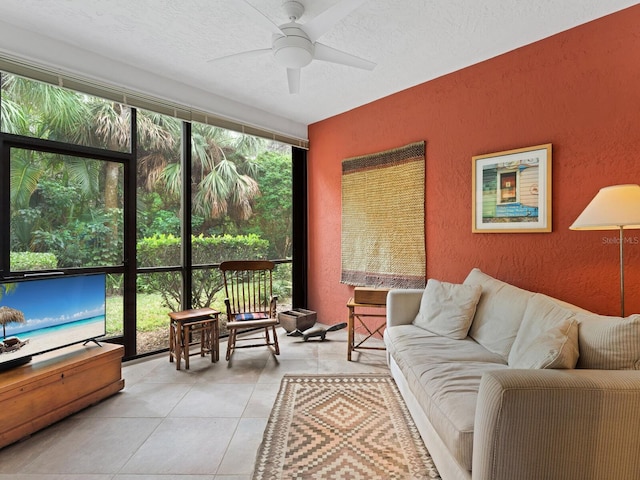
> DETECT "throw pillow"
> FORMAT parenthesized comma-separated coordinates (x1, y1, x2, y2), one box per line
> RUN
(509, 317, 579, 369)
(412, 278, 482, 339)
(235, 312, 269, 321)
(574, 312, 640, 369)
(464, 268, 534, 360)
(508, 294, 579, 369)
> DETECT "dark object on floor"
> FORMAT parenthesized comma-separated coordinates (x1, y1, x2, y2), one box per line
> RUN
(299, 322, 347, 341)
(278, 308, 317, 333)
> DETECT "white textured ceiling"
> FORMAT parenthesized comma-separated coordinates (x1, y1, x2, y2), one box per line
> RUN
(0, 0, 637, 140)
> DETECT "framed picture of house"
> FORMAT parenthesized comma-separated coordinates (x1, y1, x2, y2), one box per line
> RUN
(472, 144, 552, 233)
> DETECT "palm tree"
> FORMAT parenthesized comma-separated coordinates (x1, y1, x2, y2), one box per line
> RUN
(0, 78, 27, 134)
(153, 122, 262, 232)
(2, 73, 267, 243)
(2, 75, 101, 207)
(3, 84, 133, 255)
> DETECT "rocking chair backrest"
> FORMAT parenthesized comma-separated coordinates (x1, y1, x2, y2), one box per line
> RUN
(220, 260, 276, 319)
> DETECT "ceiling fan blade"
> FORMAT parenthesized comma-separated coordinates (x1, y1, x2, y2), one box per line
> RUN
(314, 43, 376, 70)
(238, 0, 284, 35)
(304, 0, 368, 42)
(287, 68, 301, 94)
(207, 48, 272, 64)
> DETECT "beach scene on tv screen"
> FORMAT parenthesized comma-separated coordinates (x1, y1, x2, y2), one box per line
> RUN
(0, 274, 106, 361)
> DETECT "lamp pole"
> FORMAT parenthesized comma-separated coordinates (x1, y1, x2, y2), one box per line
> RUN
(619, 225, 625, 317)
(570, 184, 640, 317)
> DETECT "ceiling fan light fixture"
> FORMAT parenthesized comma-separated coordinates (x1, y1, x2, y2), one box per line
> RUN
(272, 25, 314, 68)
(216, 0, 377, 93)
(282, 1, 304, 21)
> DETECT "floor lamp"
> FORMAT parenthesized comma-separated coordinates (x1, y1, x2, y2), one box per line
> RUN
(570, 184, 640, 317)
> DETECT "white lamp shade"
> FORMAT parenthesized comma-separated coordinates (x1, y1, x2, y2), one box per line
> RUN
(570, 184, 640, 230)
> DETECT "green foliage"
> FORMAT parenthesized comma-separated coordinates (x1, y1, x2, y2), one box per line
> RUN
(36, 179, 84, 220)
(9, 178, 124, 268)
(250, 151, 292, 258)
(31, 210, 123, 267)
(136, 233, 180, 268)
(0, 82, 28, 134)
(147, 210, 181, 237)
(10, 207, 42, 251)
(106, 273, 123, 296)
(192, 233, 269, 264)
(9, 251, 58, 271)
(136, 233, 269, 311)
(273, 262, 292, 301)
(135, 293, 173, 333)
(2, 74, 295, 353)
(9, 149, 42, 210)
(105, 292, 170, 335)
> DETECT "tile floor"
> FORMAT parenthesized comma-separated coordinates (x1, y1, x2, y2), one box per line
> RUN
(0, 325, 388, 479)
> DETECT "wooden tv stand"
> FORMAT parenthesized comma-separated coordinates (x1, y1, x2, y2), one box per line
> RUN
(0, 342, 124, 449)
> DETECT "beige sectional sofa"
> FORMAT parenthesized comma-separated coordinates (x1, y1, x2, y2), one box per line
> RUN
(384, 268, 640, 480)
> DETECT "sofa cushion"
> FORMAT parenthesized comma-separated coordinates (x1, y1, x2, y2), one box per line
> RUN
(409, 359, 508, 471)
(385, 324, 507, 366)
(509, 294, 580, 369)
(385, 324, 507, 470)
(412, 279, 482, 339)
(464, 268, 534, 360)
(574, 312, 640, 369)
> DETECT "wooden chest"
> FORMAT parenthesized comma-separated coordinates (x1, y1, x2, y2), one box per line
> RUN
(278, 308, 317, 332)
(354, 287, 390, 305)
(0, 343, 124, 448)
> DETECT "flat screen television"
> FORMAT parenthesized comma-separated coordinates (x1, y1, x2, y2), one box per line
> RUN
(0, 273, 106, 369)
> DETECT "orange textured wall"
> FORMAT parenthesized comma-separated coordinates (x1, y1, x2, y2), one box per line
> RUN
(307, 6, 640, 326)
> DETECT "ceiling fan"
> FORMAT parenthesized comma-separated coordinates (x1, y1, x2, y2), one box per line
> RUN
(212, 0, 376, 94)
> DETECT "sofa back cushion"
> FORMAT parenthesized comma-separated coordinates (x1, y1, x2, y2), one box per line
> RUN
(464, 268, 534, 360)
(412, 279, 482, 339)
(508, 294, 579, 369)
(574, 312, 640, 369)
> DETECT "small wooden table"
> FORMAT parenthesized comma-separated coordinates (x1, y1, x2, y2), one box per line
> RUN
(347, 298, 387, 361)
(169, 308, 220, 370)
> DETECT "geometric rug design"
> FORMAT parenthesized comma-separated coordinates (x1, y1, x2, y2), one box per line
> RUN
(252, 374, 440, 479)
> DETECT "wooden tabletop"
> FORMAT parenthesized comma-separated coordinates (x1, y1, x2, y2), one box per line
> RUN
(168, 308, 219, 322)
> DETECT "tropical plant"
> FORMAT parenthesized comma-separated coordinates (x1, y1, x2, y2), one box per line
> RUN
(9, 252, 57, 271)
(136, 233, 269, 310)
(0, 283, 17, 301)
(1, 73, 293, 292)
(161, 123, 264, 233)
(249, 151, 292, 258)
(2, 74, 291, 243)
(2, 75, 125, 260)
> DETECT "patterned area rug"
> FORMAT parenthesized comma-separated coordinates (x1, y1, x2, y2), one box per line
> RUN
(252, 374, 440, 480)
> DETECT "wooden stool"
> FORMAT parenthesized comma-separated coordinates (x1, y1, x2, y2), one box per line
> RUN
(169, 308, 219, 370)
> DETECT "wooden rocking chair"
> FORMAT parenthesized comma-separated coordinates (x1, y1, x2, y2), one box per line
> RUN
(220, 260, 280, 360)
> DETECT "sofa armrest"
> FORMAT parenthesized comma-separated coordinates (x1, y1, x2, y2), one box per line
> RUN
(386, 289, 424, 327)
(473, 369, 640, 480)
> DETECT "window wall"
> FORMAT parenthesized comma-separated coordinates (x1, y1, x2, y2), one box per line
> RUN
(0, 72, 298, 359)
